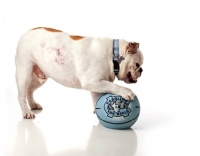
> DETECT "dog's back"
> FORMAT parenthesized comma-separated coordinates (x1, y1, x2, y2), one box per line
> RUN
(16, 27, 113, 88)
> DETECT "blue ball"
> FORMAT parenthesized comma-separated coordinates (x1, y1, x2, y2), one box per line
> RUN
(96, 93, 140, 129)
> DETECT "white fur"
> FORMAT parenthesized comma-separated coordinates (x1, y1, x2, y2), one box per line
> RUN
(15, 28, 143, 119)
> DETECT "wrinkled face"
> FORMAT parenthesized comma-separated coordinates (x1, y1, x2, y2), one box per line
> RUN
(111, 100, 124, 112)
(112, 103, 120, 112)
(124, 55, 143, 84)
(118, 42, 143, 84)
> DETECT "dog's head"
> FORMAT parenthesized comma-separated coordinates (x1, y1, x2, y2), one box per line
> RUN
(117, 42, 143, 84)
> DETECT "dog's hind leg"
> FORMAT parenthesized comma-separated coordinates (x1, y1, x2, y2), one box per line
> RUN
(27, 65, 47, 110)
(15, 60, 35, 119)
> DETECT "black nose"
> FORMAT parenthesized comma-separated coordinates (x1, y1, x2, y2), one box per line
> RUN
(139, 68, 143, 75)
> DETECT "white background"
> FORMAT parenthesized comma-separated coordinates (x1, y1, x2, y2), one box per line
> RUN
(1, 0, 200, 155)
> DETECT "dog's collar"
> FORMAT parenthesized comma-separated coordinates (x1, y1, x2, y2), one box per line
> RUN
(113, 39, 120, 75)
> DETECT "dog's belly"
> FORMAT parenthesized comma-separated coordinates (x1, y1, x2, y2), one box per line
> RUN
(51, 73, 82, 89)
(35, 61, 82, 89)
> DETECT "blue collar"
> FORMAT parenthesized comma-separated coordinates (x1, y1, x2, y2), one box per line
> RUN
(113, 39, 119, 75)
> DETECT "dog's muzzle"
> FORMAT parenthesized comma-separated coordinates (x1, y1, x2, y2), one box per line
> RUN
(127, 72, 137, 83)
(127, 67, 143, 83)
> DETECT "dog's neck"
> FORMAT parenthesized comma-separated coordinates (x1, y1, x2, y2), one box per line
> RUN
(113, 39, 120, 75)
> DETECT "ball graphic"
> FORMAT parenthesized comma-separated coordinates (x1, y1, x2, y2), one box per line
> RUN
(96, 93, 140, 129)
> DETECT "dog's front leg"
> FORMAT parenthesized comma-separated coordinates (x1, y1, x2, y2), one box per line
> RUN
(82, 79, 135, 101)
(90, 92, 101, 113)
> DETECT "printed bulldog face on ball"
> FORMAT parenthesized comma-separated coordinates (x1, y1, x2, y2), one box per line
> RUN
(109, 100, 127, 113)
(118, 42, 143, 84)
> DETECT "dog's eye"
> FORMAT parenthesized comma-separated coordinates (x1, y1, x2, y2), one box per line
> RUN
(136, 63, 140, 68)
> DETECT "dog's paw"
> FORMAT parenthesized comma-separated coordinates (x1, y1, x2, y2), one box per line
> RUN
(23, 109, 35, 119)
(30, 103, 43, 110)
(118, 87, 135, 101)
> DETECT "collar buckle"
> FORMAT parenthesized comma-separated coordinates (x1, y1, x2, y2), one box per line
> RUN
(113, 54, 119, 61)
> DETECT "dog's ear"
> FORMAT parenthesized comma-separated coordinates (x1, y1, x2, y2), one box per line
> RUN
(126, 42, 139, 54)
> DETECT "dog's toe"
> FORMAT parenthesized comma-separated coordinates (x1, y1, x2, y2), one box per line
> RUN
(23, 110, 35, 119)
(30, 103, 43, 110)
(118, 87, 135, 101)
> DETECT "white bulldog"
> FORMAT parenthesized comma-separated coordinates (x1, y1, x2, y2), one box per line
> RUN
(15, 27, 143, 119)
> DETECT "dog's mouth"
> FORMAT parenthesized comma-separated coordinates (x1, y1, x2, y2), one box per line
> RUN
(127, 72, 137, 83)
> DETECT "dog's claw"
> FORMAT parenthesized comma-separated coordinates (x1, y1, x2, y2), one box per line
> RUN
(30, 103, 43, 110)
(118, 87, 135, 101)
(23, 110, 35, 119)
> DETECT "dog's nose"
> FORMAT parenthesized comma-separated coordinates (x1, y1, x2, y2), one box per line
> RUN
(139, 68, 143, 75)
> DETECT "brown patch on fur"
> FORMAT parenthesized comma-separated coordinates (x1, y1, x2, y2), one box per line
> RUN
(126, 42, 139, 54)
(31, 27, 62, 32)
(31, 27, 43, 30)
(44, 27, 62, 32)
(69, 35, 85, 40)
